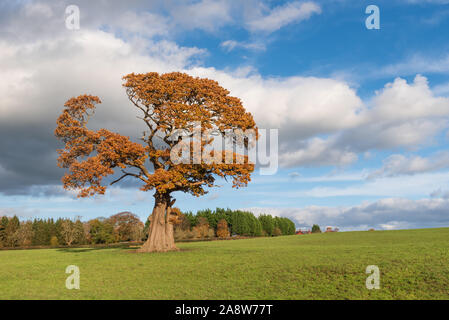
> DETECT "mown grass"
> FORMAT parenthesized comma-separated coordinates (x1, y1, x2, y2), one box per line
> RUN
(0, 228, 448, 299)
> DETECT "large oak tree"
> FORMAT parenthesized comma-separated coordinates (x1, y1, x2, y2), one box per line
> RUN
(55, 72, 257, 252)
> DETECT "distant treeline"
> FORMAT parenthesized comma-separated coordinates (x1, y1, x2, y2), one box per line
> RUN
(0, 212, 144, 248)
(180, 208, 296, 238)
(0, 208, 296, 248)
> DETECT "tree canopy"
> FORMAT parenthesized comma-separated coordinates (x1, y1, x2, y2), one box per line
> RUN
(55, 72, 259, 252)
(55, 72, 258, 199)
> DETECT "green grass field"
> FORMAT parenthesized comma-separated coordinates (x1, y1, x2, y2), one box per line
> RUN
(1, 228, 448, 299)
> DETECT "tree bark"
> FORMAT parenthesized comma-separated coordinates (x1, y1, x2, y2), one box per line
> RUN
(137, 193, 178, 253)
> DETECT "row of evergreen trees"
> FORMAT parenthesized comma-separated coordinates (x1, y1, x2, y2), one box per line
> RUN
(182, 208, 296, 237)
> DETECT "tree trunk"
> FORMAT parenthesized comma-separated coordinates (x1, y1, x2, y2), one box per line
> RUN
(137, 193, 178, 253)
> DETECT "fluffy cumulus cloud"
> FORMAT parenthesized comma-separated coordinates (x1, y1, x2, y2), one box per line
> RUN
(246, 197, 449, 230)
(336, 75, 449, 151)
(189, 70, 449, 167)
(189, 68, 363, 133)
(276, 75, 449, 168)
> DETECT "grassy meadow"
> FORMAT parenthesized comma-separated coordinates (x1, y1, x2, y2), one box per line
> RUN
(1, 227, 448, 300)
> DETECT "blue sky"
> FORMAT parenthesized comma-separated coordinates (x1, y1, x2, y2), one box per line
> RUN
(1, 0, 449, 230)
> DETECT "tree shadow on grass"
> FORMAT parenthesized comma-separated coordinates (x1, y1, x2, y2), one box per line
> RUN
(119, 247, 199, 254)
(57, 244, 139, 253)
(57, 244, 201, 254)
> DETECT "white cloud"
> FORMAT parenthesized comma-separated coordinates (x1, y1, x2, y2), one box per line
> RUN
(336, 75, 449, 153)
(430, 188, 449, 199)
(279, 137, 358, 167)
(168, 0, 233, 32)
(291, 171, 449, 198)
(188, 67, 366, 166)
(246, 1, 321, 33)
(370, 75, 449, 121)
(288, 172, 301, 178)
(368, 152, 449, 179)
(0, 30, 204, 121)
(188, 70, 449, 167)
(24, 2, 54, 18)
(246, 197, 449, 230)
(110, 11, 171, 38)
(0, 207, 40, 218)
(189, 67, 364, 135)
(378, 54, 449, 77)
(220, 40, 266, 52)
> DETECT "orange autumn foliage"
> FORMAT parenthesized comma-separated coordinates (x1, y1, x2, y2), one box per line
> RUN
(216, 219, 230, 239)
(55, 72, 258, 198)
